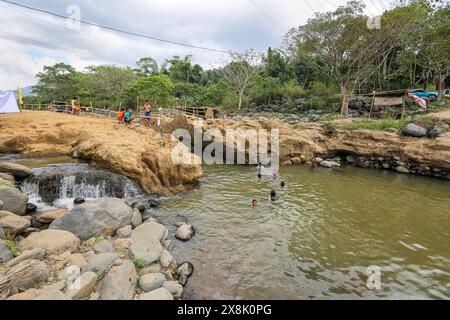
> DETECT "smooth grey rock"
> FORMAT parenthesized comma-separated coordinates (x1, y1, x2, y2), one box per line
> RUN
(93, 240, 114, 254)
(427, 128, 441, 139)
(42, 280, 66, 292)
(0, 240, 14, 263)
(403, 123, 427, 137)
(0, 163, 32, 179)
(132, 222, 167, 243)
(116, 225, 132, 238)
(130, 209, 143, 228)
(128, 237, 162, 266)
(6, 248, 45, 268)
(138, 273, 166, 292)
(58, 265, 81, 282)
(163, 281, 183, 298)
(176, 261, 194, 279)
(0, 187, 28, 216)
(83, 252, 118, 277)
(66, 271, 98, 300)
(138, 264, 162, 276)
(175, 224, 195, 241)
(320, 161, 341, 168)
(395, 166, 410, 174)
(97, 260, 137, 300)
(50, 198, 133, 240)
(139, 288, 173, 300)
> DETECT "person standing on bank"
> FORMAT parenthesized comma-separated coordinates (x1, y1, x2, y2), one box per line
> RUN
(144, 101, 152, 117)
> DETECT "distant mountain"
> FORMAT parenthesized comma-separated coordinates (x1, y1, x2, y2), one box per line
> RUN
(10, 86, 35, 97)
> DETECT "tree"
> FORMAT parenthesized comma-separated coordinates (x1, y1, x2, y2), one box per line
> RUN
(285, 1, 418, 114)
(136, 57, 159, 76)
(83, 65, 137, 108)
(219, 51, 262, 110)
(128, 74, 174, 106)
(33, 63, 79, 101)
(163, 55, 203, 84)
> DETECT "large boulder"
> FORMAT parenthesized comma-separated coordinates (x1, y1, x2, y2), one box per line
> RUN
(96, 260, 137, 300)
(20, 229, 80, 256)
(0, 163, 32, 179)
(403, 123, 427, 137)
(0, 210, 31, 235)
(5, 248, 45, 268)
(50, 198, 133, 240)
(0, 186, 28, 216)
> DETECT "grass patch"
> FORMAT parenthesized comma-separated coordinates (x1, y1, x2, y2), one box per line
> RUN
(343, 117, 408, 131)
(3, 239, 19, 256)
(132, 257, 148, 269)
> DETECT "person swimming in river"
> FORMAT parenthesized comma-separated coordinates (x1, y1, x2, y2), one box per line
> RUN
(257, 173, 262, 181)
(272, 170, 280, 179)
(251, 199, 257, 208)
(280, 181, 286, 190)
(256, 162, 265, 175)
(268, 190, 279, 202)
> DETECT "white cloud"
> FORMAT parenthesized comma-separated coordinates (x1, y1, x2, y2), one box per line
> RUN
(0, 0, 389, 89)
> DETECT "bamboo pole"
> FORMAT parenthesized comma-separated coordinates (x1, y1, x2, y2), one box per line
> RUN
(369, 91, 376, 119)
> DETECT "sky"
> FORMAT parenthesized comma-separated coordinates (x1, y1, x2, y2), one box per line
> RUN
(0, 0, 392, 89)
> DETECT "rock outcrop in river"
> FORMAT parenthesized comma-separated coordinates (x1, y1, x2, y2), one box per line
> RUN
(0, 112, 202, 195)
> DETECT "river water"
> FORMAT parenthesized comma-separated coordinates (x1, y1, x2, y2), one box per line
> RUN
(155, 165, 450, 300)
(2, 154, 449, 299)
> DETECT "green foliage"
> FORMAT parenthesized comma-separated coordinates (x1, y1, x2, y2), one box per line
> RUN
(128, 74, 174, 106)
(132, 258, 148, 269)
(343, 118, 409, 131)
(33, 63, 80, 101)
(3, 239, 18, 255)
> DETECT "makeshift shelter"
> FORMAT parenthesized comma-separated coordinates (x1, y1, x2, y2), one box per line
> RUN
(0, 90, 20, 113)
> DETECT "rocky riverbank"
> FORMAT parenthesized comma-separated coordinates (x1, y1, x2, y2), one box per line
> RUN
(170, 113, 450, 179)
(0, 162, 195, 300)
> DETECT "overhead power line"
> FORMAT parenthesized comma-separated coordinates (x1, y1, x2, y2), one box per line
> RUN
(248, 0, 286, 33)
(0, 0, 237, 55)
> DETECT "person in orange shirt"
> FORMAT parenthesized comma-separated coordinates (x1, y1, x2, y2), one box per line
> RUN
(117, 110, 126, 124)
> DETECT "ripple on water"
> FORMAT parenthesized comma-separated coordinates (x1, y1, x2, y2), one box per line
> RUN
(158, 165, 450, 300)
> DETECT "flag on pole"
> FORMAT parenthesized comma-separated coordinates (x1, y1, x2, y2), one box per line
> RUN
(17, 86, 24, 106)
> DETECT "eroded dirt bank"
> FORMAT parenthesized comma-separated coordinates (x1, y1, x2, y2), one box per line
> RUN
(0, 112, 202, 195)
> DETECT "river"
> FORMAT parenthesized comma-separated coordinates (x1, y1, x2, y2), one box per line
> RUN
(155, 165, 450, 300)
(3, 154, 449, 299)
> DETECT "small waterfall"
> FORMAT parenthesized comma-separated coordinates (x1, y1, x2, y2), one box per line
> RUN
(20, 163, 143, 209)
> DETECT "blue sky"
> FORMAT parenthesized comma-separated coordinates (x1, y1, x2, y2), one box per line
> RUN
(0, 0, 391, 89)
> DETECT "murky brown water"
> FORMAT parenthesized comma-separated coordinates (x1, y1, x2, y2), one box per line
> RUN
(155, 165, 450, 300)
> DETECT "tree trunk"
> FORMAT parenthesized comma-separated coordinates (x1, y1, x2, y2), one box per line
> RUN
(437, 74, 444, 101)
(340, 85, 349, 116)
(238, 91, 243, 110)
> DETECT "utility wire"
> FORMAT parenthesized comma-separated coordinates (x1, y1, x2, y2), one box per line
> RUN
(0, 1, 170, 63)
(248, 0, 286, 33)
(0, 29, 137, 66)
(0, 0, 237, 55)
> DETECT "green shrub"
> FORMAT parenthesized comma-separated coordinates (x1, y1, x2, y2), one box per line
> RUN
(132, 258, 148, 269)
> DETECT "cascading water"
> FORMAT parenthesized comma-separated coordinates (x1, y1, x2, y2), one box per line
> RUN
(20, 163, 143, 210)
